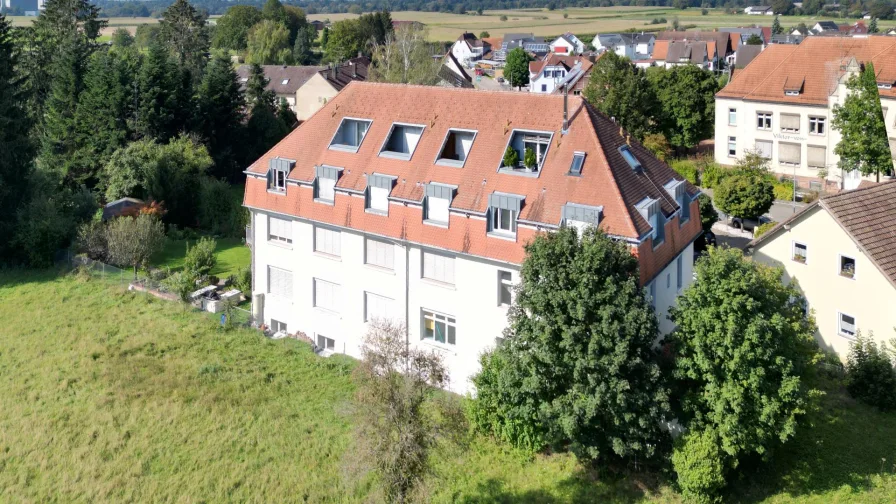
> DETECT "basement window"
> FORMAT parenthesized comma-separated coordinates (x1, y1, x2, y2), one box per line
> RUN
(436, 129, 477, 167)
(380, 123, 424, 160)
(329, 117, 372, 152)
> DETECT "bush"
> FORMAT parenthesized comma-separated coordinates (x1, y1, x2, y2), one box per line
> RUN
(671, 160, 699, 185)
(699, 162, 728, 189)
(753, 220, 778, 238)
(643, 133, 672, 162)
(715, 174, 774, 220)
(198, 177, 247, 237)
(672, 428, 728, 504)
(230, 264, 251, 294)
(77, 220, 108, 261)
(698, 194, 718, 234)
(164, 270, 198, 303)
(773, 181, 794, 201)
(502, 145, 519, 168)
(523, 147, 537, 169)
(183, 237, 217, 278)
(846, 332, 896, 410)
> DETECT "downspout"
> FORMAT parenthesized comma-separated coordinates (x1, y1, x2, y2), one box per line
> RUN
(405, 241, 410, 348)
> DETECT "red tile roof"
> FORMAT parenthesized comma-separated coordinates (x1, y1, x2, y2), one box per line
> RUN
(529, 53, 594, 76)
(244, 82, 699, 275)
(717, 37, 896, 106)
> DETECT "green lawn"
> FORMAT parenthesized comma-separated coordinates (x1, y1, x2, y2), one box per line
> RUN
(0, 271, 894, 502)
(152, 236, 250, 278)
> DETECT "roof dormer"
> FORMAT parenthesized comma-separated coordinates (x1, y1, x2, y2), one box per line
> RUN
(267, 157, 294, 193)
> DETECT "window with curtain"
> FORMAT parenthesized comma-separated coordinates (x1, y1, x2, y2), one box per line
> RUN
(778, 142, 801, 165)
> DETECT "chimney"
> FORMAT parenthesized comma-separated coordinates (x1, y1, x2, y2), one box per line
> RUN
(351, 62, 357, 79)
(562, 84, 569, 134)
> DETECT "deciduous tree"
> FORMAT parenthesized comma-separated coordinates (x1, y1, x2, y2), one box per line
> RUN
(584, 51, 657, 140)
(832, 62, 892, 182)
(714, 173, 774, 220)
(212, 5, 262, 51)
(370, 23, 440, 85)
(503, 47, 531, 89)
(106, 213, 166, 279)
(647, 65, 718, 151)
(324, 18, 365, 62)
(246, 19, 292, 64)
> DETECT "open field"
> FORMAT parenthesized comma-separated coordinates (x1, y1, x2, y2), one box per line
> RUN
(0, 270, 895, 502)
(151, 236, 250, 279)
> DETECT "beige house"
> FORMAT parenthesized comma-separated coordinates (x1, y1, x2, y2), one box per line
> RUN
(236, 65, 324, 113)
(294, 56, 369, 122)
(747, 181, 896, 358)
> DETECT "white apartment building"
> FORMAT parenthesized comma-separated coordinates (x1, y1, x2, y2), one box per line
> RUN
(550, 33, 586, 55)
(528, 54, 594, 94)
(243, 83, 702, 393)
(450, 32, 486, 67)
(715, 37, 896, 191)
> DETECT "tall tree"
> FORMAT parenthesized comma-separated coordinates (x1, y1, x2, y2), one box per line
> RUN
(470, 227, 670, 464)
(504, 47, 531, 89)
(0, 14, 36, 262)
(135, 41, 180, 142)
(870, 17, 880, 34)
(158, 0, 209, 79)
(261, 0, 286, 24)
(246, 62, 275, 108)
(246, 19, 292, 65)
(647, 65, 718, 151)
(324, 18, 365, 62)
(292, 23, 316, 64)
(772, 15, 783, 35)
(196, 55, 246, 180)
(105, 213, 166, 280)
(832, 62, 892, 182)
(370, 23, 440, 85)
(583, 51, 657, 140)
(212, 5, 262, 51)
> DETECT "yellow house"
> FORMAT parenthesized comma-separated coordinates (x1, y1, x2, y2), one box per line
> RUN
(747, 181, 896, 358)
(294, 56, 369, 122)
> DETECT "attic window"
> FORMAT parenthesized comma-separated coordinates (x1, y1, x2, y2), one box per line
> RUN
(562, 202, 601, 235)
(281, 79, 290, 85)
(436, 129, 477, 167)
(240, 77, 249, 83)
(569, 152, 585, 176)
(424, 183, 455, 226)
(499, 130, 552, 175)
(488, 192, 525, 238)
(380, 123, 424, 160)
(784, 90, 801, 96)
(618, 145, 641, 172)
(366, 173, 394, 215)
(267, 158, 294, 193)
(329, 117, 372, 152)
(635, 197, 664, 246)
(314, 165, 342, 204)
(879, 82, 893, 90)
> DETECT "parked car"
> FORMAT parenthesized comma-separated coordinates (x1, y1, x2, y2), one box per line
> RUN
(496, 77, 505, 83)
(731, 215, 772, 233)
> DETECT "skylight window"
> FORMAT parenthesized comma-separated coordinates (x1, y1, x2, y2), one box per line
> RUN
(619, 145, 641, 172)
(500, 130, 552, 175)
(281, 78, 290, 85)
(784, 90, 801, 96)
(380, 123, 424, 160)
(436, 129, 477, 167)
(329, 118, 372, 152)
(569, 152, 585, 176)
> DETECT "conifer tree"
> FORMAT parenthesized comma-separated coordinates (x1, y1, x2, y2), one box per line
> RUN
(772, 15, 782, 35)
(39, 32, 88, 180)
(158, 0, 209, 79)
(196, 55, 246, 180)
(135, 41, 180, 142)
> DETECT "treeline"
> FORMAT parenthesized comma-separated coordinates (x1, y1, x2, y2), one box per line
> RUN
(0, 0, 298, 268)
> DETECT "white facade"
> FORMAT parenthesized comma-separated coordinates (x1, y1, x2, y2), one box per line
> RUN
(450, 39, 483, 67)
(529, 64, 570, 94)
(715, 63, 895, 190)
(550, 35, 585, 55)
(647, 242, 695, 336)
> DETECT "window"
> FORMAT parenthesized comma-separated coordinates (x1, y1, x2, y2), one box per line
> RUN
(727, 136, 736, 157)
(666, 273, 670, 289)
(784, 90, 800, 96)
(366, 174, 393, 214)
(271, 319, 288, 333)
(364, 292, 396, 322)
(809, 180, 823, 192)
(422, 251, 455, 285)
(314, 226, 341, 257)
(780, 113, 800, 133)
(778, 142, 801, 165)
(267, 266, 293, 298)
(676, 255, 683, 290)
(807, 146, 826, 169)
(501, 130, 551, 172)
(268, 216, 292, 244)
(437, 129, 476, 166)
(569, 152, 585, 176)
(838, 312, 857, 338)
(648, 281, 656, 308)
(365, 237, 394, 270)
(422, 309, 456, 346)
(792, 241, 807, 263)
(618, 145, 641, 171)
(840, 255, 856, 279)
(756, 112, 772, 130)
(636, 198, 664, 246)
(541, 84, 547, 92)
(316, 334, 335, 350)
(380, 123, 424, 160)
(329, 118, 371, 152)
(563, 203, 601, 235)
(728, 108, 736, 126)
(755, 140, 772, 159)
(314, 166, 341, 204)
(267, 158, 292, 192)
(488, 193, 523, 236)
(498, 270, 513, 306)
(424, 183, 454, 225)
(809, 116, 826, 135)
(281, 78, 290, 85)
(313, 278, 340, 313)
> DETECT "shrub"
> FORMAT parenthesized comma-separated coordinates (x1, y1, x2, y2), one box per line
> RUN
(77, 220, 108, 261)
(523, 147, 537, 169)
(671, 160, 699, 185)
(643, 133, 672, 162)
(230, 265, 251, 294)
(715, 174, 774, 220)
(183, 237, 217, 278)
(698, 194, 718, 234)
(502, 145, 519, 168)
(500, 14, 508, 21)
(164, 270, 198, 303)
(672, 427, 728, 504)
(773, 181, 794, 201)
(700, 162, 728, 189)
(753, 220, 778, 238)
(846, 332, 896, 410)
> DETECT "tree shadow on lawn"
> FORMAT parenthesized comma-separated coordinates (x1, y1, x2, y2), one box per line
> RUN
(727, 381, 896, 503)
(0, 268, 67, 291)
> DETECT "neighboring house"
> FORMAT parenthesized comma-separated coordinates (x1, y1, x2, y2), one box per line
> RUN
(651, 40, 718, 70)
(493, 33, 549, 62)
(528, 53, 594, 94)
(813, 21, 840, 33)
(656, 31, 733, 61)
(236, 65, 325, 113)
(310, 20, 325, 31)
(438, 51, 474, 89)
(592, 33, 655, 60)
(748, 181, 896, 359)
(451, 32, 488, 66)
(242, 82, 702, 393)
(550, 32, 586, 55)
(733, 44, 763, 68)
(102, 198, 144, 221)
(744, 5, 773, 14)
(770, 34, 805, 45)
(721, 27, 766, 51)
(293, 56, 370, 121)
(714, 37, 896, 192)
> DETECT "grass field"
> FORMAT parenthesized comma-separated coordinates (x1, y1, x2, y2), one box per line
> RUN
(1, 270, 895, 502)
(151, 236, 250, 278)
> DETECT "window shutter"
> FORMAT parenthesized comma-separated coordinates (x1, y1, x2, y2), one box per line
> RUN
(755, 140, 773, 159)
(425, 183, 454, 200)
(780, 113, 800, 131)
(807, 146, 826, 168)
(368, 173, 394, 190)
(778, 142, 801, 164)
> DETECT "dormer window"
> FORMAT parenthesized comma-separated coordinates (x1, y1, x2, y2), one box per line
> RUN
(562, 202, 601, 235)
(488, 192, 524, 238)
(784, 90, 800, 96)
(267, 158, 294, 192)
(635, 197, 664, 246)
(618, 145, 641, 172)
(424, 183, 455, 226)
(436, 129, 477, 167)
(500, 130, 552, 175)
(329, 117, 372, 152)
(380, 123, 424, 160)
(366, 173, 395, 215)
(879, 82, 893, 90)
(314, 165, 341, 204)
(664, 179, 690, 225)
(568, 152, 585, 176)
